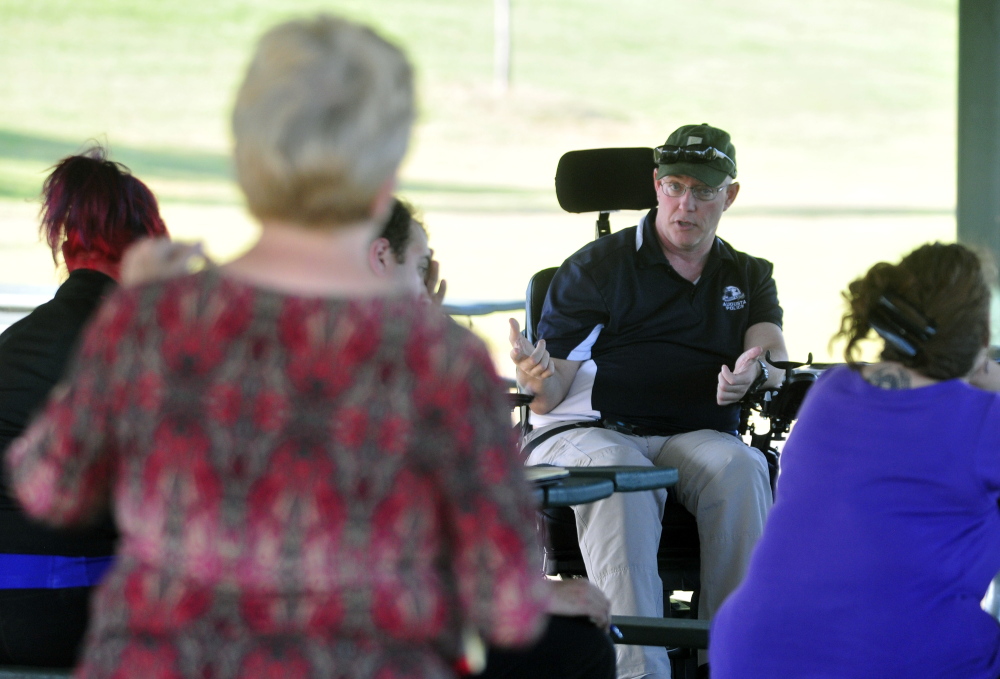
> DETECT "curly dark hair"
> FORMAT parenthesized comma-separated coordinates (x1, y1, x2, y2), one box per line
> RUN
(835, 242, 993, 381)
(379, 197, 424, 263)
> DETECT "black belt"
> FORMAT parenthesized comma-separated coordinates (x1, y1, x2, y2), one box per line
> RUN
(600, 419, 676, 438)
(520, 419, 677, 460)
(520, 421, 604, 459)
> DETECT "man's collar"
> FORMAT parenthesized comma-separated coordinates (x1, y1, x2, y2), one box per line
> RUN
(635, 208, 732, 268)
(634, 209, 661, 267)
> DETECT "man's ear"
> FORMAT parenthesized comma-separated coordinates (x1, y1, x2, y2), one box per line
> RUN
(722, 181, 740, 211)
(369, 237, 393, 276)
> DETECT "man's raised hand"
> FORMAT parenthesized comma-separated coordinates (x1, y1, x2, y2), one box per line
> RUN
(717, 345, 764, 406)
(508, 318, 554, 388)
(424, 251, 447, 306)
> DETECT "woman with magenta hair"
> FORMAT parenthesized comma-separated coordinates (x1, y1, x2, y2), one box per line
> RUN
(710, 242, 1000, 678)
(0, 146, 167, 667)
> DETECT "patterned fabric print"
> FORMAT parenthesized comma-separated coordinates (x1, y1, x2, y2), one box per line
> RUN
(7, 271, 548, 678)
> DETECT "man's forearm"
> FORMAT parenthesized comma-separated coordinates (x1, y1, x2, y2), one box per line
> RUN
(746, 322, 788, 388)
(519, 371, 565, 414)
(761, 346, 787, 388)
(518, 357, 581, 415)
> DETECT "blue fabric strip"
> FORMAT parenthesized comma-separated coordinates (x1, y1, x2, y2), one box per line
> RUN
(0, 554, 114, 589)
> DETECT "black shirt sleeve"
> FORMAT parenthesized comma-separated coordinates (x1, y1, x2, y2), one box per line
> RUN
(746, 257, 783, 329)
(536, 259, 610, 361)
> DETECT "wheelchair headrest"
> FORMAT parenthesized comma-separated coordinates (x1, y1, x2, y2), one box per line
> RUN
(555, 147, 658, 214)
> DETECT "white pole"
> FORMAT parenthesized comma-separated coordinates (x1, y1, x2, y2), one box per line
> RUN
(494, 0, 511, 94)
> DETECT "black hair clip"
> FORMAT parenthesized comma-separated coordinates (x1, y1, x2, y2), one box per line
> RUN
(868, 293, 936, 358)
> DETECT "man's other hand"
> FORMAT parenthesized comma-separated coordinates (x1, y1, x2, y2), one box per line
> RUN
(121, 239, 210, 287)
(547, 578, 611, 632)
(717, 345, 764, 406)
(508, 318, 554, 388)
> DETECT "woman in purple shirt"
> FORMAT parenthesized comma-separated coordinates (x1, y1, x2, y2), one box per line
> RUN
(710, 242, 1000, 678)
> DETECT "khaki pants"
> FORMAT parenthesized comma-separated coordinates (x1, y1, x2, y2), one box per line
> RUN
(525, 424, 772, 679)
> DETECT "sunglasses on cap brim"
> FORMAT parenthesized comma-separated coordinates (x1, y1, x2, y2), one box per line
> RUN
(654, 145, 736, 176)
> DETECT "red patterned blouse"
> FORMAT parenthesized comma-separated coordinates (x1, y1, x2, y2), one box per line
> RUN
(7, 270, 548, 679)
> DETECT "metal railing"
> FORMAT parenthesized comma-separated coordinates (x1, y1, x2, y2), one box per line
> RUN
(0, 284, 58, 333)
(0, 285, 522, 334)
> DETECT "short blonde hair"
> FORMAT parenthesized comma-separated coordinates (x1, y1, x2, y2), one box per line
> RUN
(232, 15, 414, 227)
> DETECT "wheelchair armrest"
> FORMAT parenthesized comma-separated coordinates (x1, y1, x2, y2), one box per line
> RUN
(565, 466, 678, 492)
(610, 615, 709, 649)
(542, 477, 615, 507)
(506, 392, 534, 409)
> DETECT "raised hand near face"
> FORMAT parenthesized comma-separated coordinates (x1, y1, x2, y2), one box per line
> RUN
(424, 250, 447, 306)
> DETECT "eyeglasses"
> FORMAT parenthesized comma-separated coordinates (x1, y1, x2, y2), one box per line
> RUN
(658, 180, 727, 202)
(654, 145, 737, 178)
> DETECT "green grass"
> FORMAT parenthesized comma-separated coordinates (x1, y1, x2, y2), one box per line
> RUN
(0, 0, 965, 369)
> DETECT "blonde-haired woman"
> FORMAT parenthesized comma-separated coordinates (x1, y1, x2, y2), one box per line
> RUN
(8, 16, 549, 678)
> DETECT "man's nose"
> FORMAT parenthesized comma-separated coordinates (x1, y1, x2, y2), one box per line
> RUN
(679, 188, 699, 209)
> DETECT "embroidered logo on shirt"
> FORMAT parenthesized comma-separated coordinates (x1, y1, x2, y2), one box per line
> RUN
(722, 286, 746, 311)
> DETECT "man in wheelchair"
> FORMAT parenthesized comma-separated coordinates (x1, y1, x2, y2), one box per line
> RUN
(509, 123, 788, 678)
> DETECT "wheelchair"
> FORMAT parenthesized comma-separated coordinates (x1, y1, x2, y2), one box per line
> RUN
(516, 146, 817, 678)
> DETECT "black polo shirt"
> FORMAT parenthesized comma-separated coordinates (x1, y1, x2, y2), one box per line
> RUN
(537, 208, 782, 434)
